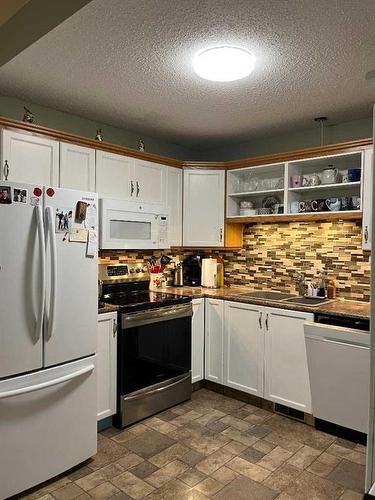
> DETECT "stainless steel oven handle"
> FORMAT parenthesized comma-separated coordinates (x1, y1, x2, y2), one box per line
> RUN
(122, 303, 192, 329)
(123, 373, 191, 401)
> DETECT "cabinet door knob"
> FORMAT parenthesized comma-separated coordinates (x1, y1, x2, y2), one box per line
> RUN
(113, 320, 117, 337)
(258, 311, 262, 328)
(265, 313, 269, 331)
(136, 181, 140, 197)
(3, 160, 9, 180)
(130, 180, 134, 196)
(219, 227, 223, 242)
(364, 226, 369, 243)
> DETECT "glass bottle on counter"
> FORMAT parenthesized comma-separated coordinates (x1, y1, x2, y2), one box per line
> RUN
(317, 268, 327, 297)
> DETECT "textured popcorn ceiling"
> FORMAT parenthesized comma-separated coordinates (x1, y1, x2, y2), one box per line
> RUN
(0, 0, 374, 148)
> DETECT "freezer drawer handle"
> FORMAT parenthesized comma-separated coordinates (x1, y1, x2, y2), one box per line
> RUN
(323, 337, 369, 350)
(35, 205, 46, 341)
(0, 364, 95, 400)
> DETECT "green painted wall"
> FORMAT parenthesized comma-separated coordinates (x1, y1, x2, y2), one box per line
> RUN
(0, 94, 371, 162)
(0, 94, 195, 160)
(197, 117, 373, 161)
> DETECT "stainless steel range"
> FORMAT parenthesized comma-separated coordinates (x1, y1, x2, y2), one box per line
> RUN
(99, 263, 192, 428)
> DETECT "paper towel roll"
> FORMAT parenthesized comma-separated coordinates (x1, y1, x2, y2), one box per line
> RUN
(202, 258, 217, 288)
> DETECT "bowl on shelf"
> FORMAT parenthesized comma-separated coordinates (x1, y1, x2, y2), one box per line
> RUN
(239, 208, 257, 216)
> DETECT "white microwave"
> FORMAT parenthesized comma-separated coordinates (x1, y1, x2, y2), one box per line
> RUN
(99, 199, 169, 249)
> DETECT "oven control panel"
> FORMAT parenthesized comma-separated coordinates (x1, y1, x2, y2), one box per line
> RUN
(99, 263, 149, 283)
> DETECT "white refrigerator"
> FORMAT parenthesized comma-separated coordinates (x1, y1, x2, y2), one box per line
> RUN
(0, 181, 98, 500)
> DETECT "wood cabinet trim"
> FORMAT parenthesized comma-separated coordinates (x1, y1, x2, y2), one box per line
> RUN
(226, 211, 363, 224)
(0, 115, 371, 172)
(0, 116, 183, 168)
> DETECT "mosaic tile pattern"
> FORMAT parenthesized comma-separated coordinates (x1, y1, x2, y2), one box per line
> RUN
(99, 221, 370, 302)
(20, 389, 366, 499)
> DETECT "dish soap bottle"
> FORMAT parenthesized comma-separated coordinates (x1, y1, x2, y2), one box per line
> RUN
(317, 268, 327, 297)
(327, 278, 336, 299)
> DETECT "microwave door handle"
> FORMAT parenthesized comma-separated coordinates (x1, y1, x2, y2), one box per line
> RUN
(35, 205, 46, 341)
(45, 206, 57, 340)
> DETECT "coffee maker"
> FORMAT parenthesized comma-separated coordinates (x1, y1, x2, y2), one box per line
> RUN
(182, 255, 202, 286)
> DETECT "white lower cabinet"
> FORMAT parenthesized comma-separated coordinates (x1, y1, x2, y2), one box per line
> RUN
(205, 298, 224, 384)
(264, 307, 313, 413)
(224, 301, 264, 397)
(192, 298, 205, 383)
(97, 313, 117, 420)
(222, 301, 313, 413)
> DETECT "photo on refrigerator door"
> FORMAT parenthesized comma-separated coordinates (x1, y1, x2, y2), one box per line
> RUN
(55, 208, 72, 232)
(13, 188, 28, 203)
(0, 186, 12, 204)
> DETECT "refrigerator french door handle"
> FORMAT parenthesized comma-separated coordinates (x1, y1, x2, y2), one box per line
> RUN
(0, 364, 95, 400)
(45, 206, 57, 340)
(35, 205, 46, 341)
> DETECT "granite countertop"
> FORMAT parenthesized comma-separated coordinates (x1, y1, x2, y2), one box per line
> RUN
(164, 285, 371, 320)
(98, 285, 370, 320)
(98, 303, 119, 314)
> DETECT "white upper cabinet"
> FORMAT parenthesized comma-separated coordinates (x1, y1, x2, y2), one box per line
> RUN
(60, 142, 95, 191)
(362, 147, 373, 250)
(224, 301, 264, 397)
(134, 159, 167, 205)
(166, 166, 182, 246)
(96, 150, 134, 200)
(183, 169, 225, 247)
(264, 307, 313, 413)
(1, 129, 59, 186)
(192, 298, 205, 383)
(95, 152, 168, 206)
(205, 298, 224, 384)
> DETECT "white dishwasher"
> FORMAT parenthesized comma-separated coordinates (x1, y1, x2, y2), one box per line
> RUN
(304, 314, 370, 434)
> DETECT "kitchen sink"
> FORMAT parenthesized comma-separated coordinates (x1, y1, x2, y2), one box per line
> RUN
(284, 296, 332, 307)
(240, 291, 297, 301)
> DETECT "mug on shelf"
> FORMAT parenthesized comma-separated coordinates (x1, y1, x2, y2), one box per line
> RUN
(311, 199, 327, 212)
(340, 197, 350, 210)
(310, 174, 321, 186)
(299, 200, 312, 212)
(348, 168, 361, 182)
(290, 201, 300, 213)
(350, 196, 361, 210)
(326, 197, 341, 211)
(274, 203, 284, 214)
(302, 176, 310, 187)
(290, 175, 303, 187)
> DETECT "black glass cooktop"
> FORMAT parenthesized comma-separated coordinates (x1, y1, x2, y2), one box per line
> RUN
(102, 290, 191, 313)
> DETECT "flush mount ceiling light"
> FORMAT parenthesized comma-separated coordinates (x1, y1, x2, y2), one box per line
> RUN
(193, 45, 256, 82)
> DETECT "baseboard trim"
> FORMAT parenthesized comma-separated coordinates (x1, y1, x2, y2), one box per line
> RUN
(201, 380, 312, 426)
(315, 418, 367, 445)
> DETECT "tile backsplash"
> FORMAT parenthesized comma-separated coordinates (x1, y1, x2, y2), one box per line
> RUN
(99, 220, 370, 302)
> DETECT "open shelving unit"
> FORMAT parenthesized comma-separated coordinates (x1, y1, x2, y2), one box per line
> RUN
(226, 150, 365, 223)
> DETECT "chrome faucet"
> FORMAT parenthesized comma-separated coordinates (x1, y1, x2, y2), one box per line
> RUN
(296, 272, 305, 296)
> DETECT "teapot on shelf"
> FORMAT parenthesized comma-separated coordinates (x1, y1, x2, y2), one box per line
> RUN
(321, 165, 339, 184)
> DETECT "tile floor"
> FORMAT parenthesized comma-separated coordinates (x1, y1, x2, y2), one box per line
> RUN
(20, 389, 366, 500)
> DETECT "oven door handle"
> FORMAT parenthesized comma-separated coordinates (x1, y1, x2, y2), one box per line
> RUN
(123, 373, 191, 401)
(122, 303, 192, 329)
